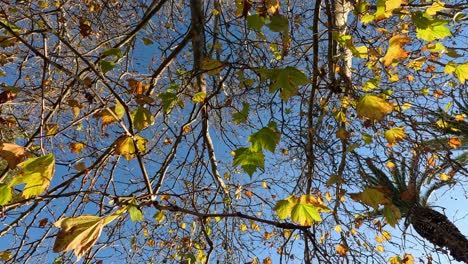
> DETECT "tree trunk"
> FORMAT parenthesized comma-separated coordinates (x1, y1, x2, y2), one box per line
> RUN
(410, 206, 468, 263)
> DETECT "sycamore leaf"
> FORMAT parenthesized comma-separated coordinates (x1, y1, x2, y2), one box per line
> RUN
(94, 101, 125, 127)
(127, 201, 144, 222)
(0, 142, 27, 169)
(10, 154, 55, 198)
(247, 14, 265, 31)
(233, 102, 249, 124)
(454, 63, 468, 84)
(274, 196, 297, 220)
(426, 1, 445, 16)
(412, 11, 451, 41)
(53, 216, 104, 260)
(233, 147, 264, 176)
(114, 135, 147, 161)
(357, 95, 393, 121)
(69, 142, 85, 154)
(350, 187, 390, 210)
(336, 244, 348, 256)
(131, 106, 154, 131)
(158, 91, 184, 114)
(0, 183, 12, 205)
(384, 127, 406, 144)
(248, 122, 280, 153)
(269, 67, 309, 101)
(383, 204, 401, 227)
(201, 58, 224, 75)
(382, 35, 411, 67)
(153, 211, 165, 223)
(290, 202, 321, 225)
(266, 15, 288, 32)
(192, 91, 207, 103)
(385, 0, 404, 14)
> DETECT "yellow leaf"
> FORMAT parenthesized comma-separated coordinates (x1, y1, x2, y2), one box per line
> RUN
(439, 173, 451, 181)
(0, 251, 11, 261)
(263, 256, 272, 264)
(239, 223, 248, 231)
(376, 245, 385, 252)
(382, 230, 392, 241)
(53, 215, 105, 261)
(357, 95, 393, 121)
(114, 135, 147, 161)
(46, 124, 59, 136)
(0, 142, 27, 169)
(386, 161, 395, 169)
(201, 57, 224, 75)
(262, 181, 268, 189)
(94, 101, 125, 127)
(334, 224, 342, 233)
(426, 1, 445, 16)
(336, 244, 348, 256)
(385, 0, 404, 13)
(384, 127, 406, 144)
(382, 35, 411, 67)
(325, 192, 332, 201)
(388, 255, 401, 264)
(11, 154, 55, 198)
(69, 142, 85, 154)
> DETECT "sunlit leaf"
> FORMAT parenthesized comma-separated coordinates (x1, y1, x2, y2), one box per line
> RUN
(376, 245, 385, 252)
(454, 63, 468, 84)
(269, 67, 309, 101)
(357, 95, 393, 121)
(412, 11, 452, 41)
(192, 91, 207, 103)
(350, 187, 390, 210)
(153, 211, 165, 223)
(114, 135, 147, 161)
(290, 202, 321, 226)
(131, 106, 154, 131)
(248, 122, 280, 153)
(94, 101, 125, 127)
(0, 183, 12, 205)
(233, 147, 264, 176)
(382, 35, 411, 67)
(0, 142, 27, 169)
(10, 154, 55, 198)
(127, 201, 144, 222)
(336, 244, 348, 256)
(426, 1, 445, 16)
(0, 251, 11, 261)
(274, 196, 297, 220)
(384, 127, 406, 144)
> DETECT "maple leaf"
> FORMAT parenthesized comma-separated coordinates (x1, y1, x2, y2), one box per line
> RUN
(114, 135, 147, 161)
(10, 154, 55, 198)
(357, 95, 393, 121)
(382, 35, 411, 67)
(384, 127, 406, 144)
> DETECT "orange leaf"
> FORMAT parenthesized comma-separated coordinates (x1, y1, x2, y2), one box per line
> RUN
(382, 35, 411, 66)
(336, 244, 348, 256)
(0, 142, 27, 169)
(448, 137, 461, 149)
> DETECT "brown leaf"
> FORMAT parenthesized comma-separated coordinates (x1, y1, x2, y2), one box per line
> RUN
(53, 215, 104, 261)
(0, 91, 16, 104)
(38, 218, 48, 228)
(0, 142, 27, 169)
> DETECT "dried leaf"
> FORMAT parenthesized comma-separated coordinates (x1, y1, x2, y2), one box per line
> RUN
(0, 142, 27, 169)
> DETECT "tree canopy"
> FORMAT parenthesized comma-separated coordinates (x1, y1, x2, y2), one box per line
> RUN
(0, 0, 467, 263)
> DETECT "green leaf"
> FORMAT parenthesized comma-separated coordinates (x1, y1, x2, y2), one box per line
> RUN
(158, 91, 184, 114)
(128, 201, 144, 222)
(101, 48, 123, 60)
(0, 183, 12, 205)
(131, 106, 154, 131)
(383, 204, 401, 227)
(153, 211, 165, 223)
(100, 60, 116, 73)
(201, 58, 224, 75)
(141, 37, 153, 46)
(247, 14, 265, 31)
(270, 67, 309, 101)
(233, 147, 265, 176)
(274, 196, 296, 220)
(10, 154, 55, 198)
(412, 11, 451, 41)
(232, 102, 249, 124)
(248, 122, 280, 153)
(192, 91, 207, 103)
(291, 203, 321, 226)
(266, 15, 288, 32)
